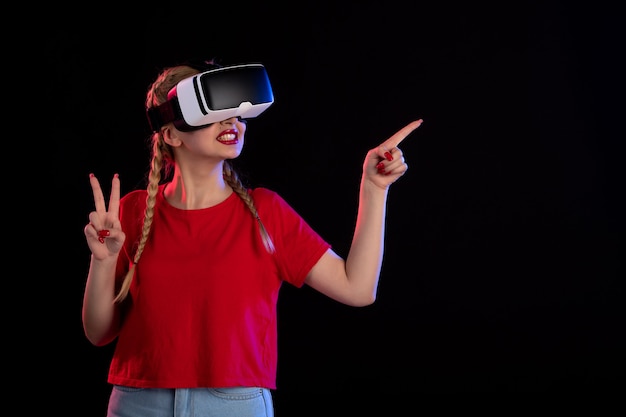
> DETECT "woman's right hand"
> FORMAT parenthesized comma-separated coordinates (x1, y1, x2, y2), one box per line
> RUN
(84, 174, 126, 260)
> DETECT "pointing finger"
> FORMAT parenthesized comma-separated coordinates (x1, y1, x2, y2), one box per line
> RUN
(380, 119, 423, 150)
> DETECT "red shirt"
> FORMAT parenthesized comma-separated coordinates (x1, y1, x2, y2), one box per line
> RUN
(108, 185, 330, 389)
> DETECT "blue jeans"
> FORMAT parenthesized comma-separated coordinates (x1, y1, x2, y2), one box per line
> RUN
(107, 386, 274, 417)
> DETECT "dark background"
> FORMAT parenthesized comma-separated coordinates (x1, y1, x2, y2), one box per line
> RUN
(49, 0, 623, 414)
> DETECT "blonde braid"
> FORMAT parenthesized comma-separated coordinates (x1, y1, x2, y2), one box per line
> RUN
(223, 161, 275, 254)
(112, 64, 189, 303)
(113, 133, 165, 303)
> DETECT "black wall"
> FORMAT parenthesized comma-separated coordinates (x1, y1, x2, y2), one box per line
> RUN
(48, 1, 623, 415)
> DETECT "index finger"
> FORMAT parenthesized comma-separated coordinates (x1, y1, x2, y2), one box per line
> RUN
(381, 119, 423, 150)
(89, 174, 107, 215)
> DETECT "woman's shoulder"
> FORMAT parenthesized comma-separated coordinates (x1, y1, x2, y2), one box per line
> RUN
(120, 188, 148, 206)
(119, 185, 164, 214)
(249, 187, 288, 207)
(249, 187, 303, 218)
(250, 186, 278, 199)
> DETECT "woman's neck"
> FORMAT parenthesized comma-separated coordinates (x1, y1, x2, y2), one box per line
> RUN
(163, 166, 232, 209)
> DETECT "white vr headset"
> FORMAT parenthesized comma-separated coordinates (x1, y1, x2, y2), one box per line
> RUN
(147, 63, 274, 132)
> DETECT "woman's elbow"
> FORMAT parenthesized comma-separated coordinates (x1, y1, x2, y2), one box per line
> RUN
(347, 291, 377, 307)
(83, 324, 118, 347)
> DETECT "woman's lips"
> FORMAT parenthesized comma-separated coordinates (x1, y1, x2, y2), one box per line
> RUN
(217, 129, 238, 144)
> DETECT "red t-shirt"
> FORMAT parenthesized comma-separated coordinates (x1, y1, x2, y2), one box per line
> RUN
(107, 185, 331, 389)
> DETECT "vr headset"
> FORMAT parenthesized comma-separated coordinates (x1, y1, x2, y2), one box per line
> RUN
(147, 63, 274, 132)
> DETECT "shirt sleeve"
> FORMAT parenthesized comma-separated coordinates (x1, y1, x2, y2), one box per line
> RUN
(252, 188, 332, 288)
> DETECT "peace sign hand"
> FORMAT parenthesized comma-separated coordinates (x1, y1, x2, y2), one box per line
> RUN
(84, 174, 126, 260)
(363, 119, 423, 189)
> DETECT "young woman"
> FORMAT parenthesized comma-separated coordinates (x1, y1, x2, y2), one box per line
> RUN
(82, 59, 423, 417)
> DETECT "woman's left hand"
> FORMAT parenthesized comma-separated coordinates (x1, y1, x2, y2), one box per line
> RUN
(363, 119, 423, 189)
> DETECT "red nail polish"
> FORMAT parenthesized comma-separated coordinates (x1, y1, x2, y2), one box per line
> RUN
(384, 152, 393, 161)
(98, 237, 105, 244)
(98, 229, 110, 238)
(376, 162, 385, 170)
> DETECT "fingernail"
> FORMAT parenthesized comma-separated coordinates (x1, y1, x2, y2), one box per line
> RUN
(98, 237, 105, 244)
(376, 162, 385, 170)
(98, 230, 110, 238)
(384, 152, 393, 161)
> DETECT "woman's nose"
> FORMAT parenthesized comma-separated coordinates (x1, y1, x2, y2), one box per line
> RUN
(220, 117, 238, 125)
